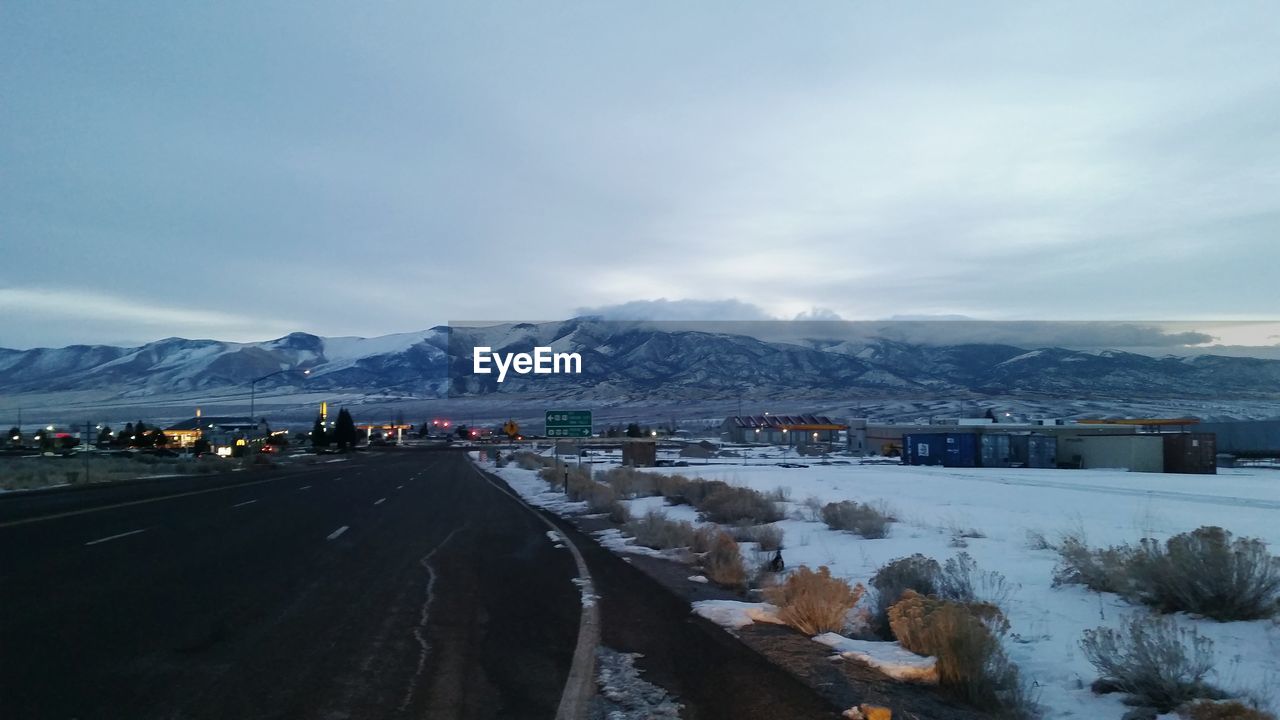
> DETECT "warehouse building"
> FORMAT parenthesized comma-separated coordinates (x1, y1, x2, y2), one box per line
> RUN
(721, 414, 847, 446)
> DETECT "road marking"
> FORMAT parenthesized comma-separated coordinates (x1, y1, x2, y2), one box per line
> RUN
(396, 485, 404, 490)
(327, 525, 349, 540)
(468, 461, 598, 720)
(84, 528, 150, 546)
(232, 499, 258, 508)
(298, 485, 312, 490)
(0, 476, 286, 528)
(374, 498, 386, 506)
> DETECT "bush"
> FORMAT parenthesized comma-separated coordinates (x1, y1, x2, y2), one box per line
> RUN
(699, 485, 783, 525)
(1130, 527, 1280, 621)
(764, 565, 864, 635)
(940, 552, 1016, 608)
(1180, 700, 1277, 720)
(821, 500, 893, 539)
(515, 452, 547, 470)
(1055, 527, 1280, 621)
(731, 522, 784, 551)
(1080, 614, 1223, 712)
(1053, 533, 1135, 595)
(599, 466, 658, 499)
(627, 511, 696, 550)
(888, 591, 1030, 715)
(691, 525, 719, 554)
(870, 554, 942, 636)
(703, 531, 747, 590)
(605, 500, 631, 524)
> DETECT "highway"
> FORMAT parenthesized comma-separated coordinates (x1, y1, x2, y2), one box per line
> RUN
(0, 449, 838, 719)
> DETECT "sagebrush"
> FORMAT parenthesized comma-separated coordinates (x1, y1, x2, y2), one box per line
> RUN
(1080, 613, 1223, 712)
(764, 565, 864, 635)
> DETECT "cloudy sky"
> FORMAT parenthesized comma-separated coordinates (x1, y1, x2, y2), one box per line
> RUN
(2, 2, 1277, 350)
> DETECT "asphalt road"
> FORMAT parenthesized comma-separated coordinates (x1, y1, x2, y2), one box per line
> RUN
(1, 450, 840, 719)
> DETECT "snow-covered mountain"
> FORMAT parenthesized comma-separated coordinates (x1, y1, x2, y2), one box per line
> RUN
(2, 319, 1278, 404)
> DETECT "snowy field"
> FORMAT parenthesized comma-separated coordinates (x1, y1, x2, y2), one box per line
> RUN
(492, 451, 1280, 719)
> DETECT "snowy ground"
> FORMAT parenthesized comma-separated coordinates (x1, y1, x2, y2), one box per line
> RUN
(492, 451, 1280, 719)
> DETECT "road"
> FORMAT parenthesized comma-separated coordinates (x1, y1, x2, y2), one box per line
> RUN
(1, 449, 839, 719)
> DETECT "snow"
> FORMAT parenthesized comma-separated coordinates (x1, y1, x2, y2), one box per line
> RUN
(644, 461, 1280, 719)
(813, 632, 938, 683)
(494, 458, 1280, 718)
(691, 600, 783, 629)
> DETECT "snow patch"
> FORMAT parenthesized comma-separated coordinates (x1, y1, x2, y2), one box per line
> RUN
(813, 632, 938, 683)
(691, 600, 783, 629)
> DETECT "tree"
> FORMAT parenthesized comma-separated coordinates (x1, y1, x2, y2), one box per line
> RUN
(334, 408, 358, 450)
(626, 423, 643, 438)
(151, 428, 169, 447)
(119, 422, 135, 448)
(312, 415, 329, 449)
(6, 427, 20, 447)
(455, 424, 469, 439)
(97, 425, 112, 446)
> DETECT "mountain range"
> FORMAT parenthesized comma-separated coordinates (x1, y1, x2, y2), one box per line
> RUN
(2, 320, 1278, 409)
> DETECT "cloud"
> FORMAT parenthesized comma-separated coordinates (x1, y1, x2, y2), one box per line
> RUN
(793, 307, 844, 321)
(574, 298, 773, 321)
(0, 287, 297, 348)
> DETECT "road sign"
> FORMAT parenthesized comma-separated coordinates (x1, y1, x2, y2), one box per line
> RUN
(546, 410, 591, 438)
(503, 419, 520, 439)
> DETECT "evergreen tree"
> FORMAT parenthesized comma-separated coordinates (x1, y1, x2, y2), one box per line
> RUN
(334, 408, 357, 450)
(626, 422, 642, 438)
(312, 415, 329, 449)
(152, 428, 169, 447)
(455, 424, 469, 439)
(7, 427, 21, 446)
(120, 422, 135, 447)
(97, 425, 112, 446)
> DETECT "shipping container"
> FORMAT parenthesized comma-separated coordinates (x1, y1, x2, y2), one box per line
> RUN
(980, 434, 1016, 467)
(1024, 434, 1057, 468)
(1058, 434, 1164, 472)
(905, 433, 978, 467)
(1163, 433, 1217, 475)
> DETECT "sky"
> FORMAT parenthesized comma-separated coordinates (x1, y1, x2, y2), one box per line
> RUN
(2, 2, 1278, 351)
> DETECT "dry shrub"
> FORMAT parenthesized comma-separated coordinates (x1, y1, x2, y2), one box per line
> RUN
(889, 591, 1029, 715)
(764, 565, 864, 635)
(599, 466, 658, 499)
(1080, 613, 1223, 712)
(821, 500, 893, 539)
(870, 554, 942, 636)
(1053, 532, 1135, 595)
(698, 485, 783, 524)
(1056, 527, 1280, 621)
(731, 522, 785, 551)
(703, 531, 747, 590)
(515, 451, 549, 470)
(1130, 527, 1280, 621)
(653, 473, 698, 504)
(691, 525, 719, 554)
(1180, 700, 1277, 720)
(940, 552, 1016, 607)
(627, 511, 696, 550)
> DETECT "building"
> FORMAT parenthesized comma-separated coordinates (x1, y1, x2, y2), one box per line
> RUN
(721, 414, 847, 446)
(164, 416, 268, 450)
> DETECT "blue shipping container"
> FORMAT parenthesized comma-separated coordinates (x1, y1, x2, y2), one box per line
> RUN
(905, 433, 978, 467)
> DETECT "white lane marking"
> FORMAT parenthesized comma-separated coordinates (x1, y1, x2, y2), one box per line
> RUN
(374, 498, 387, 506)
(399, 526, 465, 712)
(298, 485, 312, 490)
(396, 485, 404, 490)
(468, 461, 598, 720)
(85, 528, 150, 546)
(327, 525, 349, 541)
(232, 499, 258, 508)
(333, 477, 343, 481)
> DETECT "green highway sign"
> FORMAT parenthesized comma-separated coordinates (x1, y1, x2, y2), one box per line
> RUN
(546, 426, 592, 438)
(546, 410, 592, 438)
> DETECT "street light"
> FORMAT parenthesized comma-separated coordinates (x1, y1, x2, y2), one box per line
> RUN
(250, 368, 311, 421)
